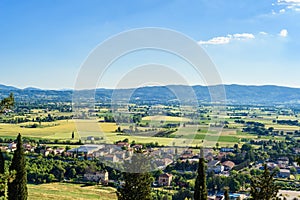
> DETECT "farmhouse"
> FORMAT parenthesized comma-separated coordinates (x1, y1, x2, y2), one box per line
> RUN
(84, 171, 109, 184)
(132, 144, 143, 151)
(222, 161, 235, 171)
(116, 142, 130, 149)
(158, 173, 173, 186)
(56, 147, 65, 154)
(207, 160, 224, 174)
(266, 162, 278, 170)
(278, 169, 290, 178)
(277, 157, 289, 168)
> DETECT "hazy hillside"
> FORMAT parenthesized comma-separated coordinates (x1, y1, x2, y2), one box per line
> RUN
(0, 84, 18, 90)
(1, 84, 300, 105)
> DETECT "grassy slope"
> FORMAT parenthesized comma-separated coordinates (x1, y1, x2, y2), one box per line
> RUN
(28, 183, 117, 200)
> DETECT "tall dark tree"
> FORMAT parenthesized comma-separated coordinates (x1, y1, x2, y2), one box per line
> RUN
(194, 149, 207, 200)
(0, 151, 5, 197)
(117, 153, 152, 200)
(224, 187, 230, 200)
(250, 164, 280, 200)
(7, 133, 28, 200)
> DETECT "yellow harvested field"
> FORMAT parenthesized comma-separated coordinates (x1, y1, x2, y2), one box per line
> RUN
(0, 120, 117, 139)
(28, 183, 117, 200)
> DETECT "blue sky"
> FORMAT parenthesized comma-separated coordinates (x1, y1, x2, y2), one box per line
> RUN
(0, 0, 300, 89)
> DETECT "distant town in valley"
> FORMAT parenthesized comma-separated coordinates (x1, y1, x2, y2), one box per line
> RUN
(1, 84, 300, 199)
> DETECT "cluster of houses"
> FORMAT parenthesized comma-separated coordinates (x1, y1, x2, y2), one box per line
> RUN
(264, 155, 300, 178)
(64, 143, 241, 187)
(1, 142, 35, 153)
(1, 142, 66, 157)
(66, 142, 178, 168)
(207, 160, 235, 175)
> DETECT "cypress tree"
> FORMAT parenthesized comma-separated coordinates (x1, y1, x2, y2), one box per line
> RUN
(0, 151, 5, 197)
(224, 187, 230, 200)
(194, 149, 207, 200)
(7, 133, 28, 200)
(117, 153, 152, 200)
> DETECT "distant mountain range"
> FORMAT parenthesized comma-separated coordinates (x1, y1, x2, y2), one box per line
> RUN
(1, 84, 300, 105)
(0, 84, 18, 91)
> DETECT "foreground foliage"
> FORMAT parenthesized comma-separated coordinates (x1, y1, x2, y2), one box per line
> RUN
(8, 134, 28, 200)
(250, 164, 280, 200)
(117, 153, 153, 200)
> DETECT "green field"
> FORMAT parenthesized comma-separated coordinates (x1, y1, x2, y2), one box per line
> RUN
(28, 183, 117, 200)
(0, 119, 263, 147)
(0, 119, 241, 146)
(0, 111, 298, 147)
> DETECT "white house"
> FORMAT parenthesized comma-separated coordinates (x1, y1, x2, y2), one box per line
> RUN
(84, 171, 109, 184)
(278, 169, 290, 178)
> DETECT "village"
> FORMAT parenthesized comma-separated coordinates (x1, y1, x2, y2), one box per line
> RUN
(1, 138, 300, 200)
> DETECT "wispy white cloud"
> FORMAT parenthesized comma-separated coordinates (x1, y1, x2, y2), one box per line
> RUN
(278, 0, 300, 3)
(279, 29, 288, 37)
(233, 33, 255, 39)
(259, 31, 268, 35)
(198, 36, 231, 45)
(199, 33, 255, 45)
(279, 8, 286, 13)
(277, 0, 300, 11)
